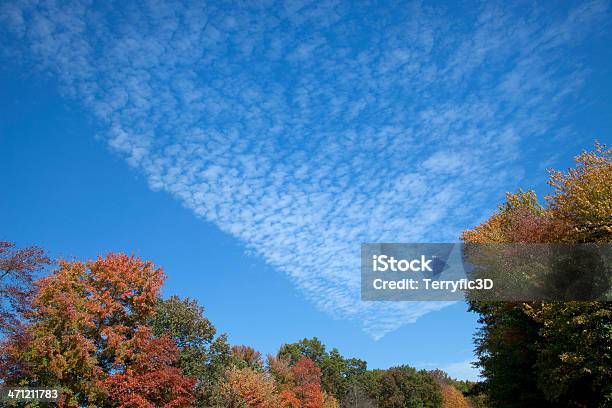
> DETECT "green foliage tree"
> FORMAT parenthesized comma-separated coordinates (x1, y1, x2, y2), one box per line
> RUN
(279, 337, 327, 366)
(462, 143, 612, 407)
(278, 338, 375, 405)
(374, 365, 442, 408)
(152, 295, 231, 407)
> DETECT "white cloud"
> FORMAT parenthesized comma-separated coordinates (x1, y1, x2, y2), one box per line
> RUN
(442, 360, 481, 382)
(1, 0, 608, 338)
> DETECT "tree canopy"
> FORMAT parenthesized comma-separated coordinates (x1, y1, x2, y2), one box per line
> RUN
(462, 143, 612, 408)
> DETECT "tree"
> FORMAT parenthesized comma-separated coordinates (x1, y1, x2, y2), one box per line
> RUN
(218, 366, 281, 408)
(2, 253, 194, 407)
(0, 241, 49, 335)
(317, 349, 345, 397)
(339, 359, 376, 408)
(462, 143, 612, 407)
(278, 338, 373, 405)
(0, 241, 50, 383)
(267, 355, 339, 408)
(279, 337, 327, 366)
(428, 370, 476, 408)
(232, 345, 264, 370)
(292, 357, 325, 408)
(375, 366, 442, 408)
(267, 353, 294, 386)
(428, 370, 489, 408)
(105, 326, 196, 407)
(548, 142, 612, 243)
(462, 191, 555, 407)
(152, 295, 231, 406)
(439, 383, 471, 408)
(341, 382, 376, 408)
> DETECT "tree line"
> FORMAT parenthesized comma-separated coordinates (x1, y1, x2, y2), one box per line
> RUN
(0, 243, 481, 407)
(1, 143, 609, 407)
(461, 143, 611, 408)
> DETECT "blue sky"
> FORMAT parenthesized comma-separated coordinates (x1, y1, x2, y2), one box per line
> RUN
(1, 0, 611, 381)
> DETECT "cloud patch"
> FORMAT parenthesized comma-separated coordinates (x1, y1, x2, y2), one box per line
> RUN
(1, 0, 609, 338)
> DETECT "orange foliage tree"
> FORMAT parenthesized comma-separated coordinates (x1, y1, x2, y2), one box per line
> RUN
(220, 366, 281, 408)
(439, 383, 471, 408)
(2, 253, 194, 407)
(224, 354, 339, 408)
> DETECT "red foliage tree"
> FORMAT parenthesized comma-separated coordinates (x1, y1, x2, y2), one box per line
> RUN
(3, 253, 194, 407)
(279, 388, 302, 407)
(105, 326, 196, 407)
(291, 357, 325, 408)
